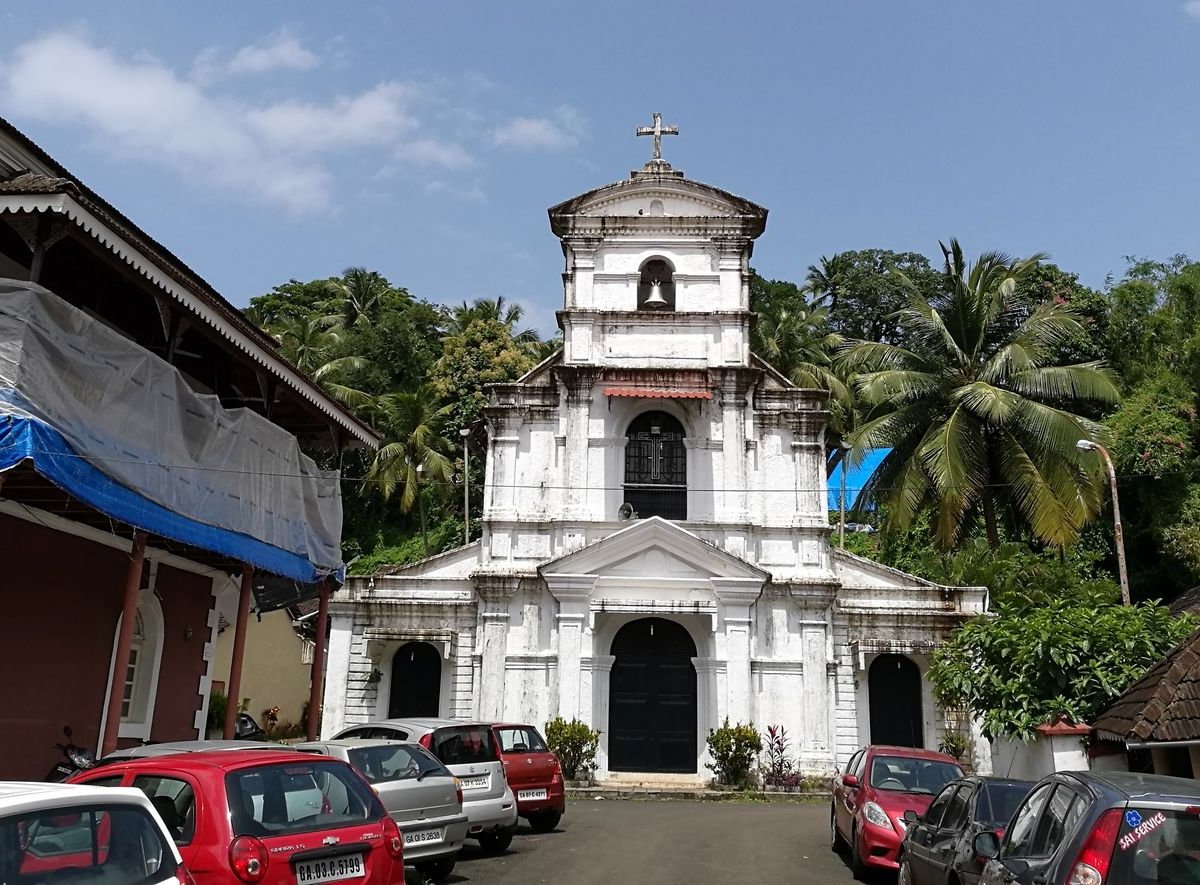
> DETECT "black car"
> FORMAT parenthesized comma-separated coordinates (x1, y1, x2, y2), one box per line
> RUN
(976, 770, 1200, 885)
(898, 776, 1033, 885)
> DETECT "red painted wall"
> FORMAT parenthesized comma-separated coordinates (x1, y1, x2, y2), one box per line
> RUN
(0, 514, 214, 779)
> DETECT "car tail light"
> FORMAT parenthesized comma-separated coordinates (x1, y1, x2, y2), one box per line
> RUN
(381, 815, 405, 861)
(229, 835, 269, 883)
(454, 777, 464, 808)
(1067, 808, 1121, 885)
(418, 733, 433, 750)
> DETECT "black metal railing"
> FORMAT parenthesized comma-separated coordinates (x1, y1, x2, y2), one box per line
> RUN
(622, 485, 687, 521)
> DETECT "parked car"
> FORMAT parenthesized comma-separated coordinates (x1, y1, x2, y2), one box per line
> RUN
(69, 748, 406, 884)
(831, 744, 965, 878)
(0, 780, 190, 884)
(976, 770, 1200, 885)
(897, 775, 1033, 885)
(295, 739, 468, 883)
(95, 740, 283, 766)
(489, 722, 566, 833)
(333, 718, 518, 854)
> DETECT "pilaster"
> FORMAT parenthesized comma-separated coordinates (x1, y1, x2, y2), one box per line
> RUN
(474, 575, 520, 720)
(546, 574, 595, 721)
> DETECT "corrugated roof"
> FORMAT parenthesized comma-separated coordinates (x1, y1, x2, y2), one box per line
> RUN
(1092, 627, 1200, 743)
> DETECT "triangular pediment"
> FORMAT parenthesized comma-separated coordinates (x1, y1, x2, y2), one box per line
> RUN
(539, 516, 768, 581)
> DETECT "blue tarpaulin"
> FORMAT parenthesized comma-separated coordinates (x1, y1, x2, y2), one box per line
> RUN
(0, 415, 325, 582)
(827, 448, 889, 512)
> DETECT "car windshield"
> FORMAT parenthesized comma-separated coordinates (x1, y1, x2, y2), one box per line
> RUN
(977, 782, 1032, 827)
(429, 726, 497, 765)
(868, 756, 963, 794)
(1109, 808, 1200, 883)
(347, 744, 449, 784)
(495, 726, 549, 754)
(225, 760, 382, 837)
(0, 803, 177, 884)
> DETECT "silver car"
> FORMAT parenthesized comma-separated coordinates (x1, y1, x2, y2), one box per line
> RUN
(333, 718, 518, 854)
(295, 739, 468, 883)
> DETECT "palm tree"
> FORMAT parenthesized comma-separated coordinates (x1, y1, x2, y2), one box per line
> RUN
(333, 267, 396, 328)
(752, 296, 854, 471)
(366, 386, 454, 556)
(839, 239, 1120, 549)
(805, 254, 852, 310)
(451, 296, 539, 345)
(269, 314, 373, 410)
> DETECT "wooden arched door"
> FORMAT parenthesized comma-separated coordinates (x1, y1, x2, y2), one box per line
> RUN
(388, 642, 441, 718)
(608, 618, 698, 773)
(868, 654, 924, 748)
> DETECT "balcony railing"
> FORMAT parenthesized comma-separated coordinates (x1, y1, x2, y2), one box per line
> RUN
(622, 485, 687, 521)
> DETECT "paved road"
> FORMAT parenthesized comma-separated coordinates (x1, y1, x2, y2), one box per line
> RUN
(440, 799, 861, 885)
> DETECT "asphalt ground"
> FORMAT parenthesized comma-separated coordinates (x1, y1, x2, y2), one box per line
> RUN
(440, 798, 862, 885)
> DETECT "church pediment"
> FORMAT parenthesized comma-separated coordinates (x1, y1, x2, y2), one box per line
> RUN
(539, 516, 768, 583)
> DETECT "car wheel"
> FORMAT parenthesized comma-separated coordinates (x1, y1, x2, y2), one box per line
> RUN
(415, 856, 456, 884)
(529, 811, 562, 833)
(831, 806, 848, 853)
(849, 825, 869, 881)
(477, 829, 514, 855)
(897, 854, 913, 885)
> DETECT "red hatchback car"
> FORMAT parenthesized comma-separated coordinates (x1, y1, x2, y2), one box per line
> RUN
(70, 749, 406, 884)
(489, 724, 566, 832)
(831, 745, 964, 878)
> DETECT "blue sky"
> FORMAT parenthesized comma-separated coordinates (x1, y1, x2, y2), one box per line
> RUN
(2, 2, 1198, 335)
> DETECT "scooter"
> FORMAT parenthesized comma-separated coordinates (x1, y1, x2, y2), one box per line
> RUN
(44, 725, 96, 782)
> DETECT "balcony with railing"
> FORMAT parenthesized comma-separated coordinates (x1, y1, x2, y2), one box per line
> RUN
(622, 484, 687, 521)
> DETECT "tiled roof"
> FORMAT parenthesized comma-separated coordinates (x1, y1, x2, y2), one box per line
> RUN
(1092, 627, 1200, 742)
(1169, 586, 1200, 617)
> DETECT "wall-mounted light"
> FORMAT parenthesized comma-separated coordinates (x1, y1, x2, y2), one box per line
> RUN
(184, 625, 194, 641)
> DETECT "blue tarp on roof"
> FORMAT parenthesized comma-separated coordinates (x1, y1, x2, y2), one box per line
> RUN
(0, 415, 325, 582)
(827, 448, 890, 512)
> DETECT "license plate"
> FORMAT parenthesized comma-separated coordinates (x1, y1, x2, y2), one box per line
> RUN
(517, 789, 548, 801)
(461, 775, 489, 790)
(403, 827, 445, 846)
(293, 853, 365, 883)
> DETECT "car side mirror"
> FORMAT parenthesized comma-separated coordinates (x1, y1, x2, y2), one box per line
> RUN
(973, 831, 1001, 860)
(842, 774, 860, 789)
(903, 809, 920, 826)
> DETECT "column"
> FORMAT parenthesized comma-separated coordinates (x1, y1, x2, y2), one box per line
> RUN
(306, 581, 331, 741)
(691, 657, 725, 774)
(222, 566, 254, 739)
(584, 654, 615, 777)
(475, 576, 517, 720)
(101, 531, 147, 756)
(545, 576, 594, 720)
(321, 614, 353, 738)
(713, 579, 762, 727)
(718, 379, 750, 523)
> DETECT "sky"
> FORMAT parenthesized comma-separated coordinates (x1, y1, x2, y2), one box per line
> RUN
(2, 1, 1198, 336)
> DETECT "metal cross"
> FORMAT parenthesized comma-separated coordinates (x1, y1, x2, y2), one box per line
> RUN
(636, 112, 678, 161)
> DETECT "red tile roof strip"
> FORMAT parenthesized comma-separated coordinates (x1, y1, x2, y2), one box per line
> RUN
(602, 386, 713, 399)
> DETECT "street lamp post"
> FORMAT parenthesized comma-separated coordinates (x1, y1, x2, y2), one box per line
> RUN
(415, 462, 428, 558)
(459, 428, 471, 546)
(838, 441, 853, 550)
(1076, 439, 1130, 606)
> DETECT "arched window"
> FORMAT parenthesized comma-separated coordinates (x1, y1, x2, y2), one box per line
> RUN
(637, 258, 676, 311)
(103, 591, 165, 744)
(624, 411, 687, 520)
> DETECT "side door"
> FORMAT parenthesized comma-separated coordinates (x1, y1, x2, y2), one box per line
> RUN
(984, 781, 1053, 884)
(127, 772, 206, 874)
(1025, 783, 1086, 883)
(907, 784, 958, 885)
(836, 750, 864, 837)
(929, 783, 974, 881)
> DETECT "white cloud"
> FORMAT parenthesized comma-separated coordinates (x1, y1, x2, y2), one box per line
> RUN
(493, 105, 583, 151)
(425, 180, 486, 202)
(228, 31, 320, 75)
(396, 138, 474, 169)
(1185, 0, 1200, 18)
(0, 31, 456, 214)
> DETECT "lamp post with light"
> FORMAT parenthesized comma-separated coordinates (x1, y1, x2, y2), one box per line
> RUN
(1076, 439, 1130, 606)
(459, 427, 471, 546)
(838, 440, 853, 549)
(415, 462, 428, 558)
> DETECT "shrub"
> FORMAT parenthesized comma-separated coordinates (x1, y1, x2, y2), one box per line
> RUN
(706, 718, 762, 788)
(545, 716, 599, 780)
(760, 724, 797, 789)
(206, 691, 227, 734)
(938, 730, 969, 760)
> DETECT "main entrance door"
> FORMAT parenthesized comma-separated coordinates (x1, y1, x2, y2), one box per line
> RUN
(868, 654, 924, 748)
(608, 617, 698, 773)
(388, 642, 441, 718)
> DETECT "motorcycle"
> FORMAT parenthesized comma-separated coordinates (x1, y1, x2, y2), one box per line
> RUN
(44, 725, 96, 782)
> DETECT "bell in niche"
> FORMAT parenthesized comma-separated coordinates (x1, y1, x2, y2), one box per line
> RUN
(644, 278, 668, 309)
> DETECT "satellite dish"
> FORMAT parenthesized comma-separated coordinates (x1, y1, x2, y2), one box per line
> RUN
(617, 502, 637, 521)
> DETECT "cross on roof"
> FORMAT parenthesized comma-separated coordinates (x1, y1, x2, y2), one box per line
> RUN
(636, 112, 678, 162)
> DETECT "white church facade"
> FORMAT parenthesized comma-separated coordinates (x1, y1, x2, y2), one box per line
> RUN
(321, 122, 987, 780)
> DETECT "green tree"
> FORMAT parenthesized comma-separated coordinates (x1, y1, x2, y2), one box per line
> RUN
(366, 385, 454, 556)
(841, 239, 1120, 549)
(333, 267, 405, 328)
(825, 249, 943, 343)
(246, 278, 342, 327)
(431, 317, 536, 431)
(268, 314, 373, 409)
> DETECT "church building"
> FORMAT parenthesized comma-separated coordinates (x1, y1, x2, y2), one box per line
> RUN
(321, 117, 987, 780)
